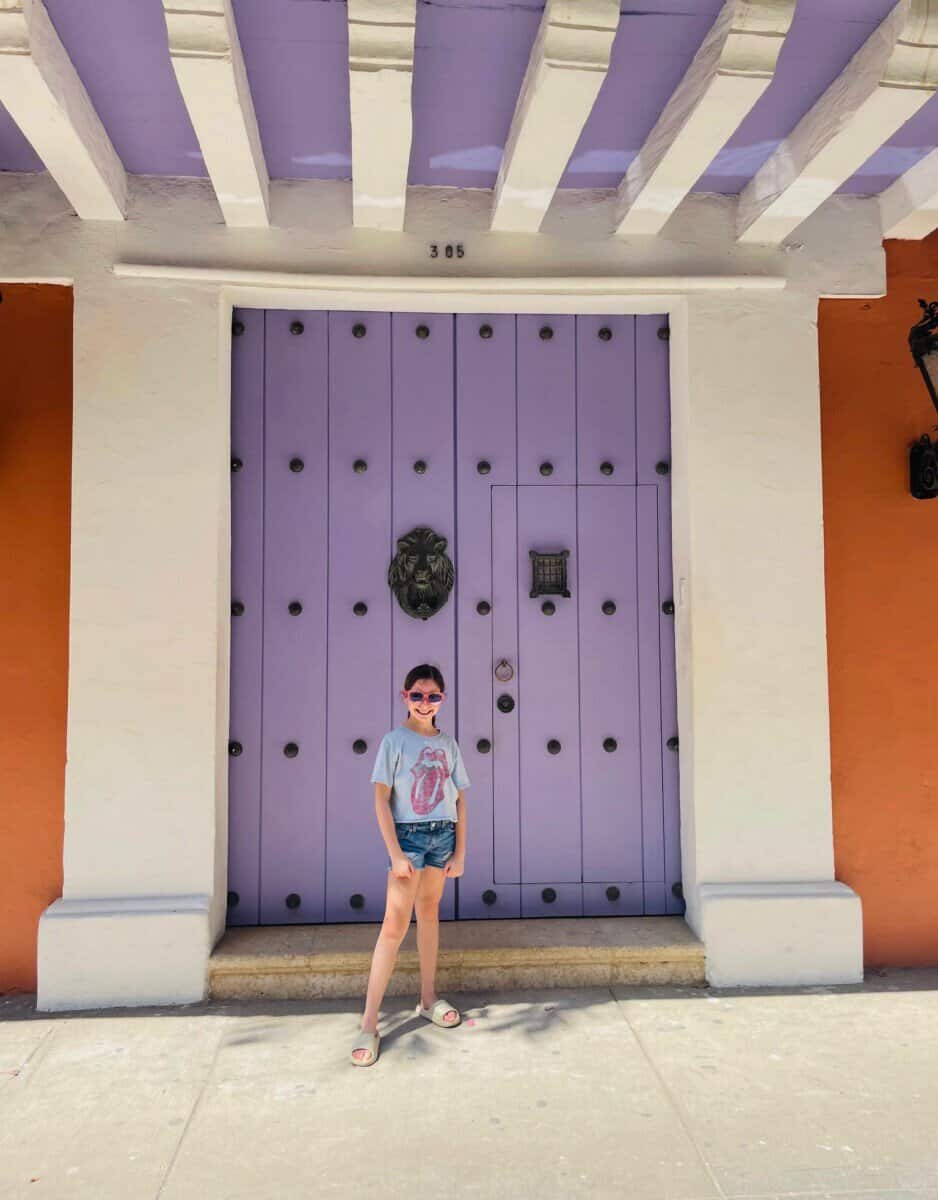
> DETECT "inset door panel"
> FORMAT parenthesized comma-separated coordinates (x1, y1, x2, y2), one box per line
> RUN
(516, 485, 581, 884)
(578, 485, 642, 885)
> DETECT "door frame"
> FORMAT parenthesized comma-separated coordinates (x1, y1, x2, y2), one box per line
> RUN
(218, 275, 696, 924)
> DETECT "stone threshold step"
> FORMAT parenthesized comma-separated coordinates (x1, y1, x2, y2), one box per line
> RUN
(209, 916, 706, 999)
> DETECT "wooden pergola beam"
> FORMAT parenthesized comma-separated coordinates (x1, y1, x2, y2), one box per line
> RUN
(615, 0, 796, 239)
(491, 0, 620, 234)
(347, 0, 417, 232)
(879, 145, 938, 238)
(738, 0, 938, 246)
(163, 0, 269, 228)
(0, 0, 126, 220)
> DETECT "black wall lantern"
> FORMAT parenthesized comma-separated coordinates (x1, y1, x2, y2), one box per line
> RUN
(907, 299, 938, 499)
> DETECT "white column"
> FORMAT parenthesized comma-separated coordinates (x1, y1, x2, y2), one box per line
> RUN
(37, 271, 230, 1010)
(671, 289, 863, 986)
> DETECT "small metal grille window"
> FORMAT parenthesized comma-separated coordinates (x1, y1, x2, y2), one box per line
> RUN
(529, 549, 571, 598)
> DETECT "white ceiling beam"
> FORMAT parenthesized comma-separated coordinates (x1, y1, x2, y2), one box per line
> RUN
(614, 0, 796, 239)
(347, 0, 417, 232)
(737, 0, 938, 246)
(491, 0, 620, 234)
(0, 0, 126, 220)
(163, 1, 269, 228)
(879, 146, 938, 238)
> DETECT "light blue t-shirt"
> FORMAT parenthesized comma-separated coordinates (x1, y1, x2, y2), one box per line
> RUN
(370, 725, 471, 824)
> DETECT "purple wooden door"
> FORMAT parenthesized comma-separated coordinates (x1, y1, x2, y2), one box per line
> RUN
(228, 310, 680, 926)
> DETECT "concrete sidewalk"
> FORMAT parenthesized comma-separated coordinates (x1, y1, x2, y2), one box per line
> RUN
(1, 969, 937, 1200)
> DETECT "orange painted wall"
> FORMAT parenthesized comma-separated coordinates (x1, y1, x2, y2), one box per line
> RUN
(0, 284, 71, 994)
(820, 237, 938, 967)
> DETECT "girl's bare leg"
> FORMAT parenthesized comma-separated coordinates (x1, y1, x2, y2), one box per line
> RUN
(414, 866, 458, 1025)
(353, 869, 421, 1062)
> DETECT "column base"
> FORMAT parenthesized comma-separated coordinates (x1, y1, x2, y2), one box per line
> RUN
(37, 895, 212, 1012)
(699, 881, 863, 988)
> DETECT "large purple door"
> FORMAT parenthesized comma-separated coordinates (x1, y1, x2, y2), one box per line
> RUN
(228, 311, 681, 926)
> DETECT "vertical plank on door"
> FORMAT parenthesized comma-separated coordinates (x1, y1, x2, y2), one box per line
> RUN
(517, 315, 575, 485)
(518, 485, 581, 884)
(259, 312, 329, 925)
(491, 484, 521, 887)
(637, 485, 666, 913)
(457, 315, 520, 918)
(637, 314, 680, 912)
(326, 313, 393, 923)
(578, 486, 642, 884)
(576, 316, 637, 485)
(636, 315, 671, 484)
(391, 313, 456, 920)
(228, 308, 265, 926)
(658, 448, 683, 914)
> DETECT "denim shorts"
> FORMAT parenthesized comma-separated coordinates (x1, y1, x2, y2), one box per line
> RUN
(389, 820, 456, 870)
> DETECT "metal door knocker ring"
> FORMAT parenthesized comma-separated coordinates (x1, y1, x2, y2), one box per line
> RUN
(494, 659, 514, 682)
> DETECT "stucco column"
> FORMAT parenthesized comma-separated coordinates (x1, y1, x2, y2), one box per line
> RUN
(36, 271, 230, 1010)
(671, 289, 863, 986)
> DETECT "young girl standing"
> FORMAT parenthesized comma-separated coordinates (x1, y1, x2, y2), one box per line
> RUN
(350, 662, 470, 1066)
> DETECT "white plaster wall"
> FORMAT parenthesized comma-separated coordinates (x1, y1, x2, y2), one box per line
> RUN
(0, 173, 881, 1007)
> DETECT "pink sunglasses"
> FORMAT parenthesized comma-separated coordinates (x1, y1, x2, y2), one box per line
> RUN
(404, 690, 446, 704)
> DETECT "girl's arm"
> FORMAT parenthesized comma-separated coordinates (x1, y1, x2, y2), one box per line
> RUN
(453, 790, 467, 860)
(374, 783, 401, 855)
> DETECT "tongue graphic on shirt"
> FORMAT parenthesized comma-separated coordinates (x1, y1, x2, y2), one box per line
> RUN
(410, 747, 451, 815)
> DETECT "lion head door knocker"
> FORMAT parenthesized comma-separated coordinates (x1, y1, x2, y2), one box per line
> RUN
(388, 527, 455, 621)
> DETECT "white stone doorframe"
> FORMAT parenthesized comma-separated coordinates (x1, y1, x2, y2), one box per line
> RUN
(36, 269, 864, 1011)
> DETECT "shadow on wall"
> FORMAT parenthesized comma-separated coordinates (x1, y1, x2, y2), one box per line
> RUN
(0, 284, 71, 994)
(820, 235, 938, 968)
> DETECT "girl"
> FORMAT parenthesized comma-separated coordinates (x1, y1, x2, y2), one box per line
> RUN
(350, 663, 470, 1066)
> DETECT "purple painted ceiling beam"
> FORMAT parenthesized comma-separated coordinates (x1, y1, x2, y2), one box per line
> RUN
(0, 0, 934, 204)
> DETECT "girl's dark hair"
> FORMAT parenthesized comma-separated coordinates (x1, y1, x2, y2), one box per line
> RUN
(403, 663, 446, 729)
